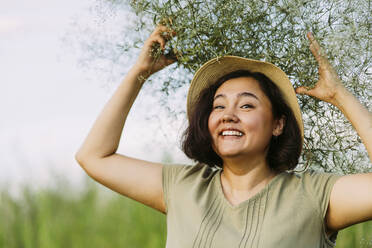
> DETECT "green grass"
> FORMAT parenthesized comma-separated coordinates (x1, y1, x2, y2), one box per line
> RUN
(0, 177, 370, 248)
(0, 179, 166, 248)
(337, 222, 372, 248)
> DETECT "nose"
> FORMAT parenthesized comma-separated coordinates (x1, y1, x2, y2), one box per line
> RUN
(222, 112, 239, 123)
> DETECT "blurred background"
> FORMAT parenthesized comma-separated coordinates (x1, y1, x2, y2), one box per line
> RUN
(0, 0, 371, 247)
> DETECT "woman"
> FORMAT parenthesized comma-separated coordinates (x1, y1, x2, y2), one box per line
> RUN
(75, 25, 372, 247)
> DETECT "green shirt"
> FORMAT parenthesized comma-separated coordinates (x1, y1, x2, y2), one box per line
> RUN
(162, 163, 342, 248)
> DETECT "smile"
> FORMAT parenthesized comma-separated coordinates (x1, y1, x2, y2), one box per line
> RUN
(221, 130, 243, 136)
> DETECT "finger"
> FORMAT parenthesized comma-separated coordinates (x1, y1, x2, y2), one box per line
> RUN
(153, 25, 176, 38)
(307, 32, 327, 66)
(160, 31, 173, 41)
(155, 25, 169, 33)
(159, 16, 175, 26)
(154, 30, 176, 50)
(295, 86, 316, 97)
(152, 36, 165, 50)
(161, 29, 176, 41)
(159, 26, 177, 41)
(307, 33, 321, 60)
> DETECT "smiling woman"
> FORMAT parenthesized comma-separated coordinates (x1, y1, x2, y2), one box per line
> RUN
(172, 58, 341, 247)
(75, 25, 372, 248)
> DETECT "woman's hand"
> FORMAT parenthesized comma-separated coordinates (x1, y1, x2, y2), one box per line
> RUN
(295, 32, 345, 107)
(134, 24, 177, 77)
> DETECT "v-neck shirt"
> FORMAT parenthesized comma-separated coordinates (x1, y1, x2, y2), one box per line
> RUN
(162, 163, 342, 248)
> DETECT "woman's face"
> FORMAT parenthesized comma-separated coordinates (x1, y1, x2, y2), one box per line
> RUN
(208, 76, 283, 160)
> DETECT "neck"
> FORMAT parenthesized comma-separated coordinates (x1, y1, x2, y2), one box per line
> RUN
(221, 154, 278, 192)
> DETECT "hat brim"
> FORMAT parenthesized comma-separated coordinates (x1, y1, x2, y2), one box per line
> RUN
(186, 55, 304, 139)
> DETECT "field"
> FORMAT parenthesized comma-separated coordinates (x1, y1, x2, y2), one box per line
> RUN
(0, 178, 371, 248)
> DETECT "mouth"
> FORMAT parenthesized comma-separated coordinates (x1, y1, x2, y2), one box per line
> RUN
(219, 129, 244, 137)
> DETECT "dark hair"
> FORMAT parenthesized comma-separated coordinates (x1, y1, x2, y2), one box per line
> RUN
(181, 70, 302, 173)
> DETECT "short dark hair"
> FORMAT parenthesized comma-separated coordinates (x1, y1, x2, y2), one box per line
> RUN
(181, 70, 302, 173)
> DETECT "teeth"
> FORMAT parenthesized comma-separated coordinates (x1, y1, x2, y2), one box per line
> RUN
(222, 130, 243, 136)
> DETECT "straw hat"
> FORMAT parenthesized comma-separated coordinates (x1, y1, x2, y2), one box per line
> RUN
(186, 55, 304, 139)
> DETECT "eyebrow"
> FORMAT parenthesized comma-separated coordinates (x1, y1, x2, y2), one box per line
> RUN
(213, 92, 259, 101)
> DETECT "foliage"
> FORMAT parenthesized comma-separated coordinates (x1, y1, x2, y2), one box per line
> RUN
(82, 0, 371, 173)
(0, 179, 166, 248)
(0, 179, 371, 247)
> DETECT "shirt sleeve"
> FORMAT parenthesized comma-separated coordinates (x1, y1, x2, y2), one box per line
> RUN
(162, 163, 209, 214)
(302, 169, 343, 219)
(162, 163, 193, 213)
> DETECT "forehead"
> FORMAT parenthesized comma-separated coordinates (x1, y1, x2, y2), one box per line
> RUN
(214, 76, 263, 96)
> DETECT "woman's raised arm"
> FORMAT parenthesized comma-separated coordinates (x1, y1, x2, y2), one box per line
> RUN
(296, 33, 372, 161)
(296, 32, 372, 232)
(75, 25, 176, 214)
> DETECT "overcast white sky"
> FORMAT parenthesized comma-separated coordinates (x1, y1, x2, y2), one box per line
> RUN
(0, 0, 191, 194)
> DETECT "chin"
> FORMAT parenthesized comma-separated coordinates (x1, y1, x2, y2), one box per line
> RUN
(217, 149, 244, 158)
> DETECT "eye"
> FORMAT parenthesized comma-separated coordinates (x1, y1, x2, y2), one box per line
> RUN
(241, 104, 254, 109)
(213, 105, 225, 109)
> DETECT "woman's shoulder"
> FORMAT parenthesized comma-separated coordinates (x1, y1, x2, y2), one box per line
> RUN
(280, 167, 342, 181)
(280, 168, 343, 215)
(291, 168, 342, 185)
(162, 162, 218, 184)
(275, 168, 342, 200)
(162, 163, 220, 212)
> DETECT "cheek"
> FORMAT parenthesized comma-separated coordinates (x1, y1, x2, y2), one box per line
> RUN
(207, 113, 218, 135)
(248, 116, 259, 127)
(207, 114, 219, 152)
(243, 113, 273, 134)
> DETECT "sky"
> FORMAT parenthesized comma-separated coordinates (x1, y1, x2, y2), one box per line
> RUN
(0, 0, 191, 194)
